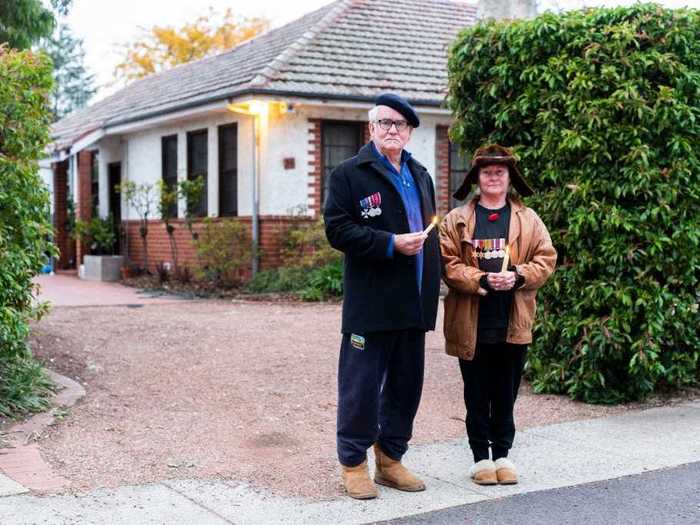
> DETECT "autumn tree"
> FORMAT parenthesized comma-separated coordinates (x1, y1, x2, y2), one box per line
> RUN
(113, 8, 268, 84)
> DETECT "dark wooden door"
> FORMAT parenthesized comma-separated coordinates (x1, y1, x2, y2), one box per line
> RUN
(108, 162, 122, 254)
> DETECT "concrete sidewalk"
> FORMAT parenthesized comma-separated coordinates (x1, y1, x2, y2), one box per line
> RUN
(1, 401, 698, 524)
(33, 273, 191, 307)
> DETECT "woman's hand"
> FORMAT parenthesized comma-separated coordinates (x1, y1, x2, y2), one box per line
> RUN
(486, 271, 517, 291)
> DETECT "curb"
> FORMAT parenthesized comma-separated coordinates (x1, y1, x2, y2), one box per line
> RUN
(0, 369, 85, 494)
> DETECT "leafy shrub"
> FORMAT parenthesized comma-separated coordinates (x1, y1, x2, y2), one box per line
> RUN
(72, 216, 117, 255)
(448, 4, 700, 403)
(195, 218, 251, 288)
(244, 267, 309, 294)
(244, 215, 343, 300)
(0, 46, 57, 416)
(300, 259, 344, 301)
(281, 216, 340, 269)
(244, 261, 343, 301)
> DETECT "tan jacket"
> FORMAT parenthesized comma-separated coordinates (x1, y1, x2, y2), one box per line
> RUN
(439, 198, 557, 360)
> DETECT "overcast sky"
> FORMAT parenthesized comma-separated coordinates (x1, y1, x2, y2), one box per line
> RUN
(58, 0, 698, 101)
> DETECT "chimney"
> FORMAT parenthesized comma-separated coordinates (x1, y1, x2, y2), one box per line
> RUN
(477, 0, 537, 21)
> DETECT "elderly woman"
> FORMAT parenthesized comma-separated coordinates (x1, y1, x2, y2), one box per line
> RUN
(439, 144, 556, 486)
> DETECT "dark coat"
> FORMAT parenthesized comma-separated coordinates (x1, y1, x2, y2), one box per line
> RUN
(324, 142, 441, 334)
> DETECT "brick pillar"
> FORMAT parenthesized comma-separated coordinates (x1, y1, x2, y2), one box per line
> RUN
(307, 119, 322, 217)
(435, 125, 450, 217)
(76, 150, 93, 265)
(52, 160, 75, 269)
(362, 122, 371, 144)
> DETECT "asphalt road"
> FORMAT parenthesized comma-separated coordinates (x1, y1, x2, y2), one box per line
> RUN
(376, 462, 700, 525)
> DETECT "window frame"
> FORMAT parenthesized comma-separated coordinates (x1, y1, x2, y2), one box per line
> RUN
(161, 134, 179, 218)
(218, 123, 238, 217)
(321, 120, 364, 210)
(186, 128, 209, 217)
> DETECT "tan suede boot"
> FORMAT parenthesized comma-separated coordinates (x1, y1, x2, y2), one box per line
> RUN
(341, 460, 378, 500)
(495, 458, 518, 485)
(373, 443, 426, 492)
(469, 459, 498, 485)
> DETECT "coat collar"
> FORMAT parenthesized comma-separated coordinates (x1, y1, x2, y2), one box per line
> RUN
(357, 141, 429, 178)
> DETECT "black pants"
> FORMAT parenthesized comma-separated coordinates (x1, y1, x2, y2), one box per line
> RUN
(459, 343, 527, 462)
(337, 330, 425, 467)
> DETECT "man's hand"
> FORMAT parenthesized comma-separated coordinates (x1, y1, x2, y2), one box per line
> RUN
(486, 271, 517, 291)
(394, 232, 427, 256)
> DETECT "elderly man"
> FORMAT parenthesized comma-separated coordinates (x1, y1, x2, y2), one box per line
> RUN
(324, 94, 441, 499)
(439, 144, 556, 486)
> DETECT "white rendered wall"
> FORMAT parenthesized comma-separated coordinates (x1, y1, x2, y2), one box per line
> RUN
(115, 111, 252, 221)
(90, 104, 451, 221)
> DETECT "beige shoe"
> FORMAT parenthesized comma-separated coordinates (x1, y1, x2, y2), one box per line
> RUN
(341, 460, 378, 499)
(469, 459, 498, 485)
(373, 443, 426, 492)
(495, 458, 518, 485)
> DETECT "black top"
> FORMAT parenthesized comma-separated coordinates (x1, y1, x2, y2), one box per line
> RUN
(473, 203, 513, 344)
(323, 142, 441, 334)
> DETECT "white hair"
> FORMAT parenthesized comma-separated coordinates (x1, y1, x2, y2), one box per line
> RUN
(368, 106, 379, 122)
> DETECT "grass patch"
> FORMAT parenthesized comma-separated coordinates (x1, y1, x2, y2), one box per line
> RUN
(0, 356, 54, 418)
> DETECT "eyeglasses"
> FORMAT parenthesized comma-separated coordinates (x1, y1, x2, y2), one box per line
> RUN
(373, 119, 410, 132)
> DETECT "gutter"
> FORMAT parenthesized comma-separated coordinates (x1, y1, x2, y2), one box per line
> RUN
(97, 88, 447, 130)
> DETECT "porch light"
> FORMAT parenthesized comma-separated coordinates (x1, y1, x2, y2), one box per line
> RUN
(227, 100, 271, 116)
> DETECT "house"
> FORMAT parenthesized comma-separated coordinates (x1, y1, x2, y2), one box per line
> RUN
(48, 0, 478, 274)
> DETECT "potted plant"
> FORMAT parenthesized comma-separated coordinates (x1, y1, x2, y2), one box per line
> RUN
(73, 216, 124, 281)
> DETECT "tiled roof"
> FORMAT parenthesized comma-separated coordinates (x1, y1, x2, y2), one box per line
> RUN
(51, 0, 476, 150)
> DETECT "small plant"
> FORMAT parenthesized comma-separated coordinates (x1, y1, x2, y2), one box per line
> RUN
(178, 176, 206, 242)
(117, 180, 157, 272)
(155, 261, 170, 284)
(176, 265, 193, 284)
(157, 180, 180, 272)
(300, 259, 343, 301)
(281, 211, 340, 269)
(195, 218, 251, 288)
(72, 216, 116, 255)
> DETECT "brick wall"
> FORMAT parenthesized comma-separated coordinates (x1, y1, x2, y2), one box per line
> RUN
(52, 160, 75, 269)
(435, 125, 450, 217)
(75, 150, 93, 265)
(122, 216, 311, 274)
(307, 118, 322, 217)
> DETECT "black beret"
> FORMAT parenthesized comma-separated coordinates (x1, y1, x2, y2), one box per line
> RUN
(375, 93, 420, 128)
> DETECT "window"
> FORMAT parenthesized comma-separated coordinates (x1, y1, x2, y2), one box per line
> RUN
(161, 135, 178, 218)
(187, 129, 208, 217)
(91, 151, 99, 216)
(322, 121, 363, 209)
(218, 124, 238, 216)
(449, 142, 470, 209)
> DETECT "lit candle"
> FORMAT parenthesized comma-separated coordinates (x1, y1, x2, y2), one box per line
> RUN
(423, 216, 439, 235)
(501, 245, 510, 272)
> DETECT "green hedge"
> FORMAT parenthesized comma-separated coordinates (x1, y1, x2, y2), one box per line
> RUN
(448, 4, 700, 403)
(0, 46, 56, 416)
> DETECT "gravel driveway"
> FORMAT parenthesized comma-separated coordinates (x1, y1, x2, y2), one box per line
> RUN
(28, 298, 685, 500)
